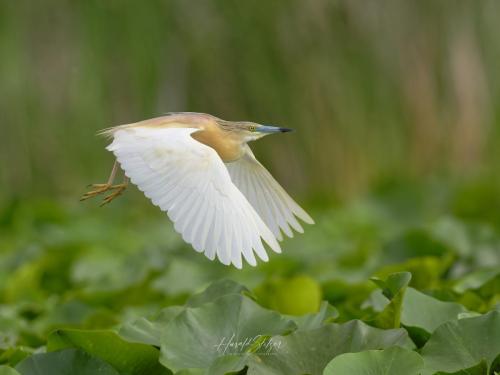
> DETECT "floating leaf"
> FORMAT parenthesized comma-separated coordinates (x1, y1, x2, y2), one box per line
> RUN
(48, 329, 169, 375)
(434, 359, 488, 375)
(152, 259, 213, 296)
(421, 311, 500, 375)
(118, 317, 163, 347)
(119, 306, 184, 346)
(210, 320, 414, 375)
(186, 279, 250, 307)
(367, 286, 468, 339)
(159, 294, 296, 372)
(286, 301, 339, 331)
(15, 349, 119, 375)
(453, 268, 500, 294)
(120, 280, 252, 348)
(401, 288, 467, 336)
(323, 346, 424, 375)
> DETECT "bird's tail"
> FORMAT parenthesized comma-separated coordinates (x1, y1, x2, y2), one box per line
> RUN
(96, 127, 116, 138)
(96, 124, 135, 139)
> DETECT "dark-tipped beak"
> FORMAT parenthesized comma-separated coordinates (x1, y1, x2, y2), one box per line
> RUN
(257, 125, 294, 133)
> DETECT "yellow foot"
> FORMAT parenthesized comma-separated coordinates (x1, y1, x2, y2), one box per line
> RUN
(100, 183, 127, 206)
(80, 183, 128, 205)
(80, 183, 113, 201)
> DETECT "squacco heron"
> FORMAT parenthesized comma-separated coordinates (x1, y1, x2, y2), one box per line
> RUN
(81, 112, 313, 268)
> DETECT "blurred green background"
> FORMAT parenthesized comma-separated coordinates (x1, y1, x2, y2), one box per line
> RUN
(1, 0, 500, 358)
(3, 0, 500, 201)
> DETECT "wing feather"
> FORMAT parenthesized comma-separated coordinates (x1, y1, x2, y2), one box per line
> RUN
(225, 145, 314, 240)
(198, 201, 214, 255)
(208, 203, 223, 259)
(249, 166, 282, 241)
(107, 127, 279, 268)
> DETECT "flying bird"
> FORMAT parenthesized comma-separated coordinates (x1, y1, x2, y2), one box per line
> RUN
(81, 112, 313, 268)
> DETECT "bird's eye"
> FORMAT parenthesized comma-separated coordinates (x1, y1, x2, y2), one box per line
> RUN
(249, 126, 256, 132)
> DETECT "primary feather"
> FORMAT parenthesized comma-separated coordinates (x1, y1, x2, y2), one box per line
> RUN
(225, 145, 314, 241)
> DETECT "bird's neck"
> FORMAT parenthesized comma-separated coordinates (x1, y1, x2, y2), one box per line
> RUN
(192, 127, 246, 162)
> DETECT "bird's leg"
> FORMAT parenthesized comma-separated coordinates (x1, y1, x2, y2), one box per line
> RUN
(80, 160, 120, 201)
(100, 175, 129, 206)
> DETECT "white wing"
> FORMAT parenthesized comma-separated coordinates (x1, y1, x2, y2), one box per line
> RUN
(107, 127, 280, 268)
(225, 145, 314, 241)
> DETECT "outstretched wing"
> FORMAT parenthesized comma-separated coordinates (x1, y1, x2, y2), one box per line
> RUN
(107, 127, 280, 268)
(225, 145, 314, 241)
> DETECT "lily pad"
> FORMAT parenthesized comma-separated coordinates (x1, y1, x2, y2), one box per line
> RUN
(367, 287, 468, 337)
(434, 359, 488, 375)
(159, 294, 296, 372)
(323, 346, 424, 375)
(421, 311, 500, 375)
(401, 287, 467, 334)
(15, 349, 119, 375)
(186, 279, 250, 307)
(210, 320, 414, 375)
(119, 306, 184, 346)
(286, 301, 339, 331)
(453, 268, 500, 294)
(48, 329, 169, 375)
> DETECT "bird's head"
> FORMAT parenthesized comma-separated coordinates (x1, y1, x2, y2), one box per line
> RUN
(217, 120, 293, 142)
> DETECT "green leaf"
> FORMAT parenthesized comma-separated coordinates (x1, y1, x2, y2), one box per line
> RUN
(371, 272, 411, 328)
(159, 294, 296, 372)
(434, 359, 488, 375)
(401, 287, 467, 334)
(321, 279, 374, 320)
(453, 268, 500, 294)
(323, 346, 424, 375)
(286, 301, 339, 331)
(15, 349, 119, 375)
(375, 256, 453, 290)
(382, 229, 449, 262)
(421, 311, 500, 375)
(0, 347, 33, 367)
(120, 280, 251, 348)
(186, 279, 250, 307)
(0, 365, 21, 375)
(47, 329, 169, 375)
(152, 259, 213, 296)
(207, 354, 247, 375)
(119, 306, 184, 346)
(209, 320, 415, 375)
(3, 262, 45, 303)
(118, 318, 162, 347)
(34, 300, 98, 334)
(371, 272, 412, 300)
(367, 286, 467, 342)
